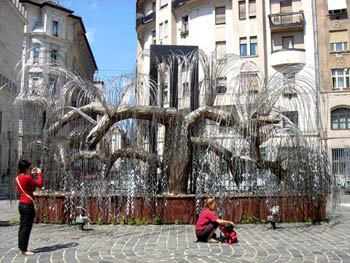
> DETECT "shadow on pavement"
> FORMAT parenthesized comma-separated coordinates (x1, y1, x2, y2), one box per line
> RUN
(33, 242, 78, 253)
(0, 221, 11, 227)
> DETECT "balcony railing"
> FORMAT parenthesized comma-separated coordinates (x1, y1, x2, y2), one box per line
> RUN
(172, 0, 191, 9)
(269, 12, 304, 31)
(136, 11, 155, 28)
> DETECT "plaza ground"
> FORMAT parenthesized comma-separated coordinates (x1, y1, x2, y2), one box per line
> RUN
(0, 195, 350, 263)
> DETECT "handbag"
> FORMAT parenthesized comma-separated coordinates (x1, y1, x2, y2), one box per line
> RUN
(16, 177, 40, 217)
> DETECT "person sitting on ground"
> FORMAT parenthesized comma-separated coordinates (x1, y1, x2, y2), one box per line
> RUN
(15, 160, 43, 256)
(195, 198, 234, 243)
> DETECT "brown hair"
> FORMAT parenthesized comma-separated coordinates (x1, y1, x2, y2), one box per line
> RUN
(203, 198, 216, 210)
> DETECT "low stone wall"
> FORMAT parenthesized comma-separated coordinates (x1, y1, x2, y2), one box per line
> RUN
(33, 193, 326, 224)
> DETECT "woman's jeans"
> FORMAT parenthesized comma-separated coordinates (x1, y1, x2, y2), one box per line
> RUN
(195, 222, 219, 242)
(18, 203, 35, 252)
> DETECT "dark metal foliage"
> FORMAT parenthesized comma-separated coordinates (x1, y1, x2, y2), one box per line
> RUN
(10, 49, 337, 221)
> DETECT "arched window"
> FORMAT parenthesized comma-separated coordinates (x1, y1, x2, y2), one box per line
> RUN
(331, 108, 350, 130)
(33, 46, 40, 60)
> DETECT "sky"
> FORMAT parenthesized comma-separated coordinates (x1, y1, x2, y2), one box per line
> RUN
(59, 0, 137, 80)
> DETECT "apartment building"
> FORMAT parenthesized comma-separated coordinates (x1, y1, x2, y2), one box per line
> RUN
(18, 0, 98, 158)
(0, 0, 27, 191)
(136, 0, 318, 157)
(316, 0, 350, 187)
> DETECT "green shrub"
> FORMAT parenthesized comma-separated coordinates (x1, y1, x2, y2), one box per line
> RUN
(111, 217, 116, 226)
(42, 215, 47, 224)
(152, 215, 162, 225)
(119, 216, 125, 225)
(96, 218, 103, 226)
(174, 219, 181, 225)
(128, 218, 135, 225)
(9, 219, 19, 225)
(136, 218, 148, 225)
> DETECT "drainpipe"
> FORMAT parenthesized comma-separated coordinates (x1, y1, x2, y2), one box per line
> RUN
(311, 0, 321, 138)
(262, 0, 268, 77)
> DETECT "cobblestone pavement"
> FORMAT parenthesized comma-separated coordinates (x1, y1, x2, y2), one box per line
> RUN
(1, 195, 350, 263)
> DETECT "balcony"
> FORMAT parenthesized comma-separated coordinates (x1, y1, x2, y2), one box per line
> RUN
(172, 0, 191, 10)
(270, 48, 305, 67)
(136, 11, 155, 28)
(269, 12, 304, 32)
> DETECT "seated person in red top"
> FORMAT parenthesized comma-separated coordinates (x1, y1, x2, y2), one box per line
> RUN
(195, 198, 234, 243)
(15, 160, 43, 256)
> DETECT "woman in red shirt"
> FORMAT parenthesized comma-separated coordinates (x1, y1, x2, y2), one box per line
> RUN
(15, 160, 43, 256)
(195, 198, 234, 243)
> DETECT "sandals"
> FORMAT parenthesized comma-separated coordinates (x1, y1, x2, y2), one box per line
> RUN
(207, 238, 219, 243)
(20, 250, 35, 256)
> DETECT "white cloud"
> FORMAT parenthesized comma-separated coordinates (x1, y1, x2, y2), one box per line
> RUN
(91, 1, 98, 9)
(86, 28, 96, 43)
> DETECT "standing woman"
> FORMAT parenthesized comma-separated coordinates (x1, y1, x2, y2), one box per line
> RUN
(195, 198, 234, 243)
(15, 160, 43, 256)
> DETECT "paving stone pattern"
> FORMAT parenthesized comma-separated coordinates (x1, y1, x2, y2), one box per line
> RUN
(0, 196, 350, 263)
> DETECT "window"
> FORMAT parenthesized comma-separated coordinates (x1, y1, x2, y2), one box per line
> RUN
(249, 0, 256, 18)
(250, 36, 257, 56)
(332, 68, 350, 89)
(332, 148, 350, 175)
(328, 0, 347, 16)
(49, 77, 57, 95)
(280, 0, 292, 13)
(331, 108, 350, 130)
(162, 68, 169, 104)
(239, 1, 246, 20)
(283, 111, 298, 128)
(215, 6, 226, 25)
(330, 31, 348, 52)
(216, 41, 226, 59)
(152, 30, 156, 44)
(52, 21, 58, 37)
(283, 72, 295, 86)
(159, 23, 163, 40)
(51, 50, 58, 61)
(164, 20, 168, 38)
(152, 1, 156, 11)
(160, 0, 167, 8)
(181, 16, 189, 37)
(42, 111, 46, 128)
(163, 89, 168, 104)
(282, 36, 294, 49)
(240, 37, 247, 56)
(216, 77, 227, 94)
(240, 71, 259, 90)
(33, 46, 40, 60)
(183, 82, 190, 96)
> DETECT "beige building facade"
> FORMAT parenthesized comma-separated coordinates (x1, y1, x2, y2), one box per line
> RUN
(18, 0, 98, 158)
(136, 0, 318, 154)
(0, 0, 27, 188)
(316, 0, 350, 186)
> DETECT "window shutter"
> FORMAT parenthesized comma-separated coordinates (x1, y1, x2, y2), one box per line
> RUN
(249, 0, 256, 17)
(280, 0, 292, 13)
(164, 20, 168, 38)
(330, 31, 348, 43)
(215, 7, 226, 24)
(216, 41, 226, 58)
(239, 1, 246, 19)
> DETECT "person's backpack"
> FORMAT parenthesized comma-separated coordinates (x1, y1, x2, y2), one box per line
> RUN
(219, 224, 238, 244)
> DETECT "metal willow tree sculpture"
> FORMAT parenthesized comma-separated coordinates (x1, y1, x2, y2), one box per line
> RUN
(12, 49, 334, 219)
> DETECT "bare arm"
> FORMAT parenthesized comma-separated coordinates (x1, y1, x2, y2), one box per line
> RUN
(216, 219, 235, 226)
(30, 168, 43, 188)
